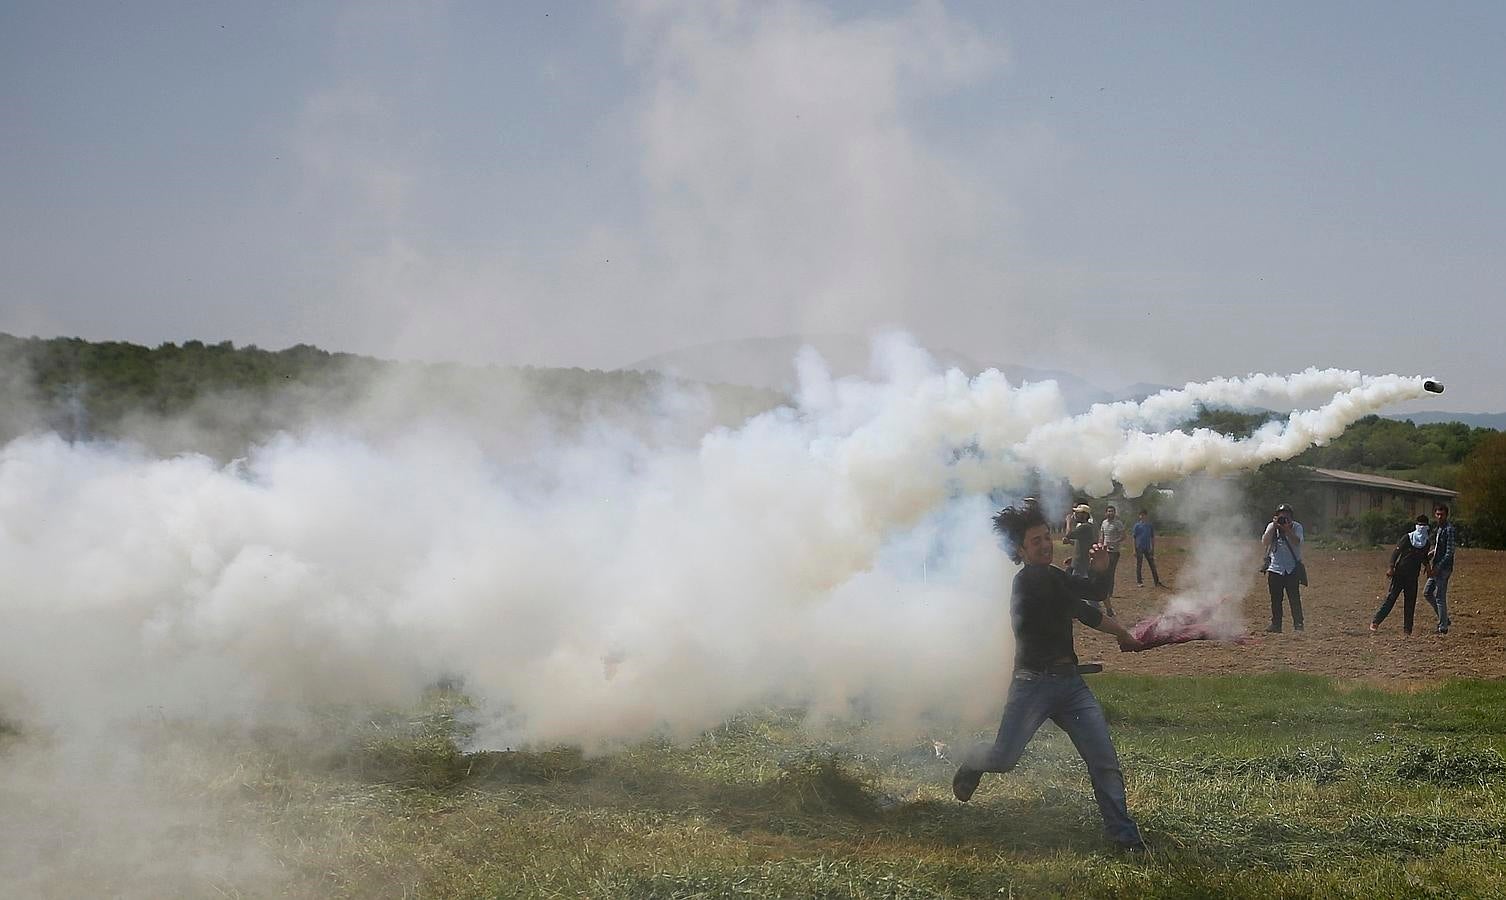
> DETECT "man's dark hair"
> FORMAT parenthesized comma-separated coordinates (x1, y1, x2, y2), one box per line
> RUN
(1416, 515, 1429, 525)
(1137, 509, 1148, 516)
(993, 504, 1048, 563)
(1435, 502, 1450, 515)
(1106, 505, 1116, 512)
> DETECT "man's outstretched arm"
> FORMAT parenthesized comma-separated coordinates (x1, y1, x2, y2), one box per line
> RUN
(1092, 614, 1144, 652)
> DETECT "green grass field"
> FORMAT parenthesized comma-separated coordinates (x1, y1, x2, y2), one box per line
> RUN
(40, 674, 1506, 898)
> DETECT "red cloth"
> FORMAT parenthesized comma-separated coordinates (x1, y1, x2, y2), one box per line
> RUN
(1130, 606, 1246, 651)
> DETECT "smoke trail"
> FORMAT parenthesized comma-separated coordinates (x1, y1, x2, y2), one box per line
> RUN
(1002, 368, 1432, 497)
(0, 336, 1434, 748)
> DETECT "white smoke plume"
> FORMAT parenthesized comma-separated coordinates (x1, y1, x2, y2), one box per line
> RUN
(1150, 476, 1259, 640)
(0, 335, 1434, 750)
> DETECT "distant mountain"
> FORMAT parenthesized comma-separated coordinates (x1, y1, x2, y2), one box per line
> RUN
(1385, 411, 1506, 430)
(1111, 382, 1176, 403)
(622, 335, 1116, 411)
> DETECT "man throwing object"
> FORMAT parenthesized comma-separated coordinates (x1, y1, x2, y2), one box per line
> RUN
(952, 504, 1147, 852)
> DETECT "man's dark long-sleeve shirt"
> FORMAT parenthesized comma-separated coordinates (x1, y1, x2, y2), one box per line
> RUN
(1012, 564, 1107, 672)
(1390, 536, 1430, 580)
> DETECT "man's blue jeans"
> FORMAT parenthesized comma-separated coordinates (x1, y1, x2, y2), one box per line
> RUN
(1425, 570, 1453, 630)
(963, 670, 1142, 847)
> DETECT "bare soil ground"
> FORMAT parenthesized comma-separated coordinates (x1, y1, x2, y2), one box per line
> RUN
(1077, 538, 1506, 683)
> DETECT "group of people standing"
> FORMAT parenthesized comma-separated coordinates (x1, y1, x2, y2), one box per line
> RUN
(1261, 501, 1460, 636)
(1370, 503, 1458, 635)
(1059, 502, 1168, 616)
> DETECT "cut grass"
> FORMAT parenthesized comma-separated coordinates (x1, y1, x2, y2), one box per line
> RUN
(16, 674, 1506, 897)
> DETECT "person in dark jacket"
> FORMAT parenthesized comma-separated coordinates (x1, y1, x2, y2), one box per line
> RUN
(1424, 503, 1457, 634)
(1371, 516, 1432, 635)
(952, 504, 1147, 851)
(1131, 509, 1166, 587)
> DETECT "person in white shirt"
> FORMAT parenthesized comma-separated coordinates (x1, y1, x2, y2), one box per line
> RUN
(1099, 505, 1126, 606)
(1261, 503, 1305, 632)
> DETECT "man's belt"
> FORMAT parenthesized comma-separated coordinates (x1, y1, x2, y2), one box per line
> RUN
(1015, 662, 1103, 677)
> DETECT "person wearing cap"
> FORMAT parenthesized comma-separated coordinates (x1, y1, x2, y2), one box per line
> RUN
(1261, 503, 1305, 632)
(1066, 505, 1090, 559)
(952, 503, 1147, 853)
(1065, 504, 1104, 606)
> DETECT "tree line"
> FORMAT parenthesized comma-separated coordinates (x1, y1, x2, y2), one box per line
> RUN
(3, 334, 1502, 547)
(0, 333, 784, 457)
(1185, 406, 1505, 549)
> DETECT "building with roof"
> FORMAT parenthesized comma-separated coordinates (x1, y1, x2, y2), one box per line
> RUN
(1301, 467, 1458, 533)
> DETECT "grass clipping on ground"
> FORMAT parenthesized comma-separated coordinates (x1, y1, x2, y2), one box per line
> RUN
(11, 674, 1506, 898)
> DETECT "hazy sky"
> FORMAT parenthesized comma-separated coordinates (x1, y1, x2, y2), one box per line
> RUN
(3, 1, 1502, 411)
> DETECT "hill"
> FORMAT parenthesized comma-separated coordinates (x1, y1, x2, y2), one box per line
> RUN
(1385, 411, 1506, 430)
(623, 334, 1118, 410)
(0, 333, 785, 459)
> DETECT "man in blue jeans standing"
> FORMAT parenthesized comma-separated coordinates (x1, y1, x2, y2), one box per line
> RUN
(1424, 503, 1457, 634)
(1132, 509, 1166, 587)
(952, 504, 1147, 852)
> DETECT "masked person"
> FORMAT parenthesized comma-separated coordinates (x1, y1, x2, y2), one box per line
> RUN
(951, 504, 1147, 853)
(1371, 516, 1431, 635)
(1261, 503, 1305, 632)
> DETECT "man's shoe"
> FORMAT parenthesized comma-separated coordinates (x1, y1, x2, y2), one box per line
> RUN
(1438, 626, 1450, 635)
(1265, 625, 1281, 633)
(952, 766, 981, 803)
(1294, 623, 1304, 632)
(1369, 623, 1378, 633)
(1117, 840, 1150, 855)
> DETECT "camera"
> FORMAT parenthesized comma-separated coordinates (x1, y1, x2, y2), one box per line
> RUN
(1277, 515, 1290, 526)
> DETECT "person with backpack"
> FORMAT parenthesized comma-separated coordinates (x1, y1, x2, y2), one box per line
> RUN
(1371, 516, 1432, 635)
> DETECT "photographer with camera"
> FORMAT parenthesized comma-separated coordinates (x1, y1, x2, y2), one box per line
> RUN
(1261, 503, 1306, 632)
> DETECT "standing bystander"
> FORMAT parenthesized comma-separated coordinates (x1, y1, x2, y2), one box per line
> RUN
(1099, 506, 1126, 600)
(1424, 503, 1457, 634)
(1261, 503, 1305, 633)
(1132, 510, 1166, 588)
(1065, 505, 1104, 611)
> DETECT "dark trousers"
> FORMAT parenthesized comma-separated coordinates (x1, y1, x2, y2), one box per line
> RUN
(962, 672, 1142, 847)
(1106, 550, 1121, 596)
(1373, 572, 1420, 632)
(1135, 549, 1161, 585)
(1268, 571, 1303, 630)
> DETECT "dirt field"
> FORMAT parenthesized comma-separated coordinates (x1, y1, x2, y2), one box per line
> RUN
(1077, 538, 1506, 683)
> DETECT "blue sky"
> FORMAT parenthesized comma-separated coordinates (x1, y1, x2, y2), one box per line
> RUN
(3, 1, 1502, 411)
